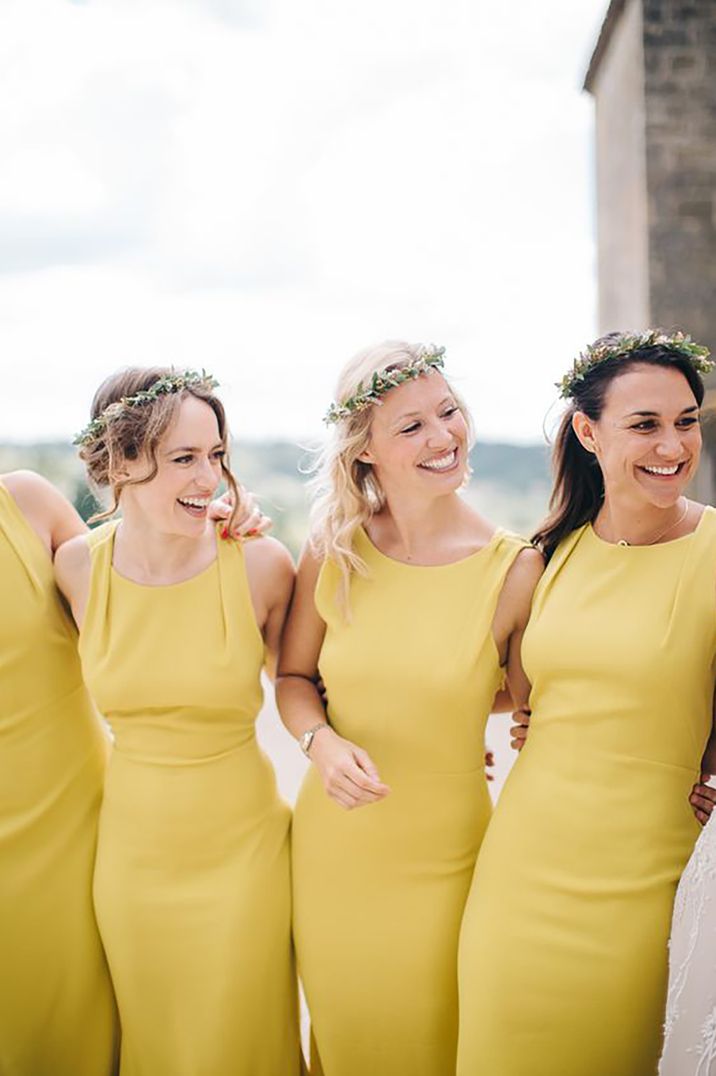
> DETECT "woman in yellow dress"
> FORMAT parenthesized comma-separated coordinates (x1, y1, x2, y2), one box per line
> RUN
(0, 469, 118, 1075)
(457, 331, 716, 1075)
(277, 341, 543, 1076)
(55, 368, 303, 1076)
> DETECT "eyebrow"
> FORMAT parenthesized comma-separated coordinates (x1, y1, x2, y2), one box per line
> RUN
(625, 405, 699, 417)
(165, 443, 224, 454)
(391, 396, 455, 426)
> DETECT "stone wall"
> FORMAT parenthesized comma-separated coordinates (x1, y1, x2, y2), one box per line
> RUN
(587, 0, 716, 501)
(590, 0, 651, 333)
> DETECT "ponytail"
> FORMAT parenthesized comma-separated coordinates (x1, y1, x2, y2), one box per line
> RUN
(531, 408, 604, 562)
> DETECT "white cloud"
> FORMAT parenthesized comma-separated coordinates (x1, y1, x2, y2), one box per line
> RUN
(0, 0, 609, 445)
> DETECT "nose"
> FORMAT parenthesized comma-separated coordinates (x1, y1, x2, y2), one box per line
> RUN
(425, 419, 454, 449)
(654, 427, 687, 459)
(196, 454, 220, 489)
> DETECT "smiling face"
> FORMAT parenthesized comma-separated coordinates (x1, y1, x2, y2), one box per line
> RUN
(572, 363, 702, 509)
(359, 371, 470, 500)
(118, 394, 226, 535)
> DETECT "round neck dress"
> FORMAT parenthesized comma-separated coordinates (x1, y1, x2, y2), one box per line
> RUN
(457, 511, 716, 1076)
(0, 483, 118, 1075)
(292, 526, 527, 1076)
(79, 522, 303, 1076)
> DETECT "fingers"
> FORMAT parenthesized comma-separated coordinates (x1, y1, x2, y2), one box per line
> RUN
(352, 747, 389, 791)
(689, 777, 716, 826)
(322, 749, 390, 809)
(485, 749, 495, 781)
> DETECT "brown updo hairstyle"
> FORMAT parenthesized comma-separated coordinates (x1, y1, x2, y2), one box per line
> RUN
(78, 366, 241, 530)
(532, 333, 706, 562)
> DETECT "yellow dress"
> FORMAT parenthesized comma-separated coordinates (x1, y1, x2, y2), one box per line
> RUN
(457, 512, 716, 1076)
(292, 526, 526, 1076)
(0, 482, 118, 1075)
(79, 523, 302, 1076)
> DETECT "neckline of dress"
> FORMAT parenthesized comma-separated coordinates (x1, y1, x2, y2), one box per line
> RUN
(109, 521, 220, 589)
(586, 505, 709, 551)
(357, 524, 504, 569)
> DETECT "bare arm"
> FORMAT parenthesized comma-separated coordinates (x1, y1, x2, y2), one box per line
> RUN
(3, 470, 87, 558)
(276, 545, 390, 810)
(490, 546, 544, 749)
(53, 533, 92, 628)
(242, 536, 295, 680)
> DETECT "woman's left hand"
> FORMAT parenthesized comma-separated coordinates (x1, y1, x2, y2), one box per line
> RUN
(689, 774, 716, 826)
(510, 708, 530, 751)
(209, 487, 272, 539)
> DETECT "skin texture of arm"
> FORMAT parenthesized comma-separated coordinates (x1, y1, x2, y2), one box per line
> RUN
(275, 544, 390, 810)
(242, 536, 295, 680)
(491, 545, 544, 718)
(2, 470, 87, 558)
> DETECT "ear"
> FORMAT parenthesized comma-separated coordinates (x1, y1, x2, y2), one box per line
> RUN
(357, 448, 375, 465)
(571, 411, 598, 455)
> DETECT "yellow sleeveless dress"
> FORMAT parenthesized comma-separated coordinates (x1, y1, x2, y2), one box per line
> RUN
(0, 483, 118, 1075)
(292, 526, 526, 1076)
(457, 511, 716, 1076)
(79, 523, 302, 1076)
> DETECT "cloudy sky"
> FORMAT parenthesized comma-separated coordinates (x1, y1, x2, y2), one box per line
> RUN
(0, 0, 609, 444)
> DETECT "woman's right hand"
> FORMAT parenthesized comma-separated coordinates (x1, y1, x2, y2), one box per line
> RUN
(309, 728, 391, 810)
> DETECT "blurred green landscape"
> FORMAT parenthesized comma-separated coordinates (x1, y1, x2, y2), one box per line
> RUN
(0, 440, 553, 553)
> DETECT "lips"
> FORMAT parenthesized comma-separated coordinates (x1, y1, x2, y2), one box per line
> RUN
(638, 462, 687, 478)
(177, 496, 210, 517)
(418, 448, 459, 473)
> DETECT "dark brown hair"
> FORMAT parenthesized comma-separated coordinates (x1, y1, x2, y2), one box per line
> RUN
(79, 366, 241, 530)
(532, 335, 706, 561)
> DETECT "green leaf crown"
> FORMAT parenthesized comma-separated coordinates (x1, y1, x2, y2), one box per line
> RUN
(73, 369, 220, 447)
(323, 347, 446, 425)
(557, 329, 712, 400)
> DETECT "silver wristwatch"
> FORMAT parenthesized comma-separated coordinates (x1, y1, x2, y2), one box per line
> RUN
(300, 723, 329, 757)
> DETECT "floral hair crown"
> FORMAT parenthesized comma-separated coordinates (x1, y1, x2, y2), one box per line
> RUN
(323, 347, 446, 425)
(73, 369, 219, 447)
(557, 329, 712, 400)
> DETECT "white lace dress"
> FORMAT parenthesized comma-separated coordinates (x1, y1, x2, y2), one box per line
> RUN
(660, 809, 716, 1074)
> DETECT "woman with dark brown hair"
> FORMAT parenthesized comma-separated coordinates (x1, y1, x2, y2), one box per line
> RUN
(457, 331, 716, 1076)
(55, 368, 303, 1075)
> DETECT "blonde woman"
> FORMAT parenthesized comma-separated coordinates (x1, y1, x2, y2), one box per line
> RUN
(276, 341, 543, 1076)
(55, 368, 303, 1075)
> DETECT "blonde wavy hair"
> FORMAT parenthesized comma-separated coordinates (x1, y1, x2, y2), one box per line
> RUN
(309, 340, 474, 610)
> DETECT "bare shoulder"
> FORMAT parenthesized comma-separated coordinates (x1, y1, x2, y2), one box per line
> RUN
(2, 470, 86, 553)
(497, 544, 545, 629)
(3, 470, 62, 523)
(243, 535, 294, 576)
(242, 535, 295, 598)
(506, 545, 545, 588)
(296, 538, 323, 578)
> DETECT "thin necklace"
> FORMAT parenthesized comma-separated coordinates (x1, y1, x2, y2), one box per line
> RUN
(604, 498, 690, 548)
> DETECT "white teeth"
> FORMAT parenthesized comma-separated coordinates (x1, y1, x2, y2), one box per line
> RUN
(643, 465, 680, 476)
(419, 449, 457, 472)
(178, 497, 210, 508)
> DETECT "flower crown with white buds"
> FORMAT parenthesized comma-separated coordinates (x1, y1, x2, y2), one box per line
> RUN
(73, 369, 220, 447)
(557, 329, 712, 400)
(323, 346, 446, 425)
